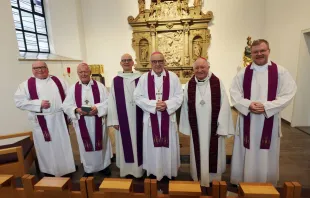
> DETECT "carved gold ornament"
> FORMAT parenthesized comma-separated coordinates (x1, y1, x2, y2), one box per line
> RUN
(129, 0, 213, 83)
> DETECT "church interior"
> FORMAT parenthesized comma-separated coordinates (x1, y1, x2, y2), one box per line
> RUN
(0, 0, 310, 197)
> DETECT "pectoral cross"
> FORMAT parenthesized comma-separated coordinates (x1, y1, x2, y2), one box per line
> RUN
(156, 92, 162, 100)
(85, 99, 89, 105)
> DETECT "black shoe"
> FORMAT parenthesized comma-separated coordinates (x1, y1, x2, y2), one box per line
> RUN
(83, 172, 94, 177)
(125, 174, 135, 179)
(148, 174, 156, 179)
(62, 173, 73, 178)
(100, 167, 111, 176)
(43, 173, 55, 177)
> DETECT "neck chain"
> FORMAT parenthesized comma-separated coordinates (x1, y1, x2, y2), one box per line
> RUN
(197, 82, 208, 105)
(154, 75, 165, 100)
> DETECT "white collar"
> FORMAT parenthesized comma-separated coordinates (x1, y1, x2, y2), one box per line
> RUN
(78, 79, 94, 86)
(34, 75, 51, 81)
(117, 71, 141, 80)
(251, 60, 272, 71)
(151, 69, 166, 77)
(195, 71, 212, 85)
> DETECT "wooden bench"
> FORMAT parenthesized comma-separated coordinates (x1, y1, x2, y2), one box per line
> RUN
(0, 174, 26, 198)
(86, 177, 151, 198)
(0, 174, 303, 198)
(0, 132, 37, 177)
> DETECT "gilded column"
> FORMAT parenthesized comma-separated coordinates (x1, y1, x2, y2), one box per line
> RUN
(184, 22, 190, 65)
(150, 24, 156, 52)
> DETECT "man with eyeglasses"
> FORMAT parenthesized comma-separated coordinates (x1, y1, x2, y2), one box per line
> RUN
(62, 63, 112, 177)
(134, 51, 183, 180)
(179, 57, 234, 187)
(14, 61, 76, 177)
(230, 39, 297, 186)
(107, 53, 144, 178)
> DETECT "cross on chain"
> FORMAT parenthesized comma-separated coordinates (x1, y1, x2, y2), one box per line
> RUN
(156, 92, 162, 100)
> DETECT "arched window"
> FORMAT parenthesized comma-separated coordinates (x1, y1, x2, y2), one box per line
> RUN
(11, 0, 50, 53)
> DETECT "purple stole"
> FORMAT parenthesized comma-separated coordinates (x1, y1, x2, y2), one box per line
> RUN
(147, 70, 170, 147)
(113, 76, 143, 166)
(75, 80, 103, 152)
(243, 62, 278, 149)
(188, 74, 221, 179)
(27, 76, 68, 141)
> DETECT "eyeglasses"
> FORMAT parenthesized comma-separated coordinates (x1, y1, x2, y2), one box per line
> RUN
(121, 59, 132, 63)
(151, 60, 164, 64)
(32, 66, 47, 71)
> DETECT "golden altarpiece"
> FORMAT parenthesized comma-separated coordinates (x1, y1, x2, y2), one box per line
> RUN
(128, 0, 213, 83)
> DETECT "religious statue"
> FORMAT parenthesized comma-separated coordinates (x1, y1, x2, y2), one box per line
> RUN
(243, 36, 252, 67)
(140, 45, 148, 61)
(194, 0, 202, 7)
(138, 0, 145, 13)
(193, 42, 202, 59)
(150, 1, 161, 19)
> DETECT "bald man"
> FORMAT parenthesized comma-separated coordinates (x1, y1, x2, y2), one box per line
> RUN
(134, 51, 183, 180)
(14, 61, 75, 177)
(179, 58, 234, 187)
(62, 63, 112, 177)
(107, 54, 144, 178)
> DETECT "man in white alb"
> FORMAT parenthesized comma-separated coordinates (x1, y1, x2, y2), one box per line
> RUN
(134, 51, 183, 180)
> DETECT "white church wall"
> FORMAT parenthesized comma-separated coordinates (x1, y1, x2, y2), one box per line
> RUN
(81, 0, 265, 92)
(264, 0, 310, 122)
(0, 0, 83, 135)
(2, 0, 309, 134)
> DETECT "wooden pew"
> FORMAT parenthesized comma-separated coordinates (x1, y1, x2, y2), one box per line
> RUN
(150, 180, 229, 198)
(86, 177, 151, 198)
(282, 182, 302, 198)
(0, 174, 303, 198)
(31, 176, 87, 198)
(238, 182, 302, 198)
(0, 174, 27, 198)
(0, 131, 37, 177)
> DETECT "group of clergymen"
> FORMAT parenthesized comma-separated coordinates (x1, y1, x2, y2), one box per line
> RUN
(14, 39, 297, 187)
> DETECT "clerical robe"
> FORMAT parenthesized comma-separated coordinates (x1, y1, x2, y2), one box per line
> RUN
(107, 72, 144, 178)
(62, 79, 112, 173)
(230, 61, 297, 186)
(133, 70, 183, 180)
(179, 72, 234, 187)
(14, 76, 75, 176)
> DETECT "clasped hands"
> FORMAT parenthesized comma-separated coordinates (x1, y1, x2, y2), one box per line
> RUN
(156, 100, 167, 112)
(249, 102, 265, 114)
(76, 106, 98, 116)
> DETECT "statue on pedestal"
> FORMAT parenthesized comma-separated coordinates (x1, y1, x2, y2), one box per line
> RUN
(194, 0, 202, 7)
(243, 36, 252, 67)
(138, 0, 145, 13)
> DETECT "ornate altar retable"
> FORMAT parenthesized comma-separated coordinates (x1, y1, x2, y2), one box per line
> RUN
(128, 0, 213, 83)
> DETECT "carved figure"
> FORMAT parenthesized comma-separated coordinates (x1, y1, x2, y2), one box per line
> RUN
(138, 0, 145, 13)
(194, 0, 202, 7)
(140, 45, 148, 61)
(243, 36, 252, 67)
(193, 42, 202, 59)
